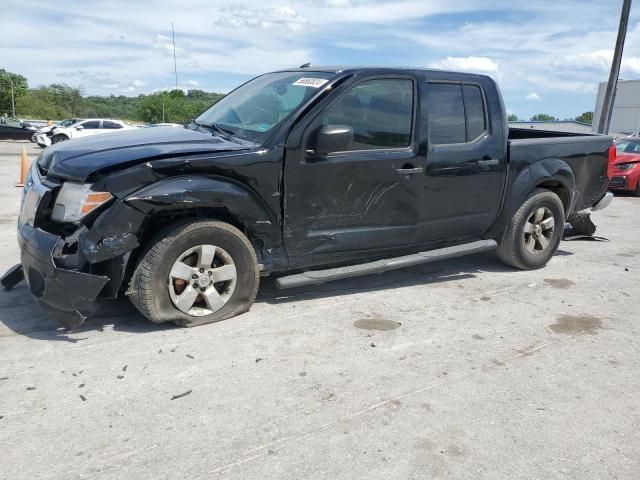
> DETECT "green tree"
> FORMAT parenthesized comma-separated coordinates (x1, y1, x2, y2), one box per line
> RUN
(507, 113, 519, 121)
(0, 69, 29, 117)
(49, 84, 84, 116)
(575, 111, 593, 124)
(16, 87, 66, 119)
(531, 113, 557, 121)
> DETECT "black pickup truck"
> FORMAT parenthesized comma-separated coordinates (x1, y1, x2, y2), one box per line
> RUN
(2, 66, 614, 328)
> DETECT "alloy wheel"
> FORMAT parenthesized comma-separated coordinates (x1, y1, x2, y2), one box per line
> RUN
(168, 244, 237, 316)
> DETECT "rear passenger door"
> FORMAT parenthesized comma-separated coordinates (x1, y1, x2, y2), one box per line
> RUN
(102, 120, 124, 132)
(418, 79, 507, 242)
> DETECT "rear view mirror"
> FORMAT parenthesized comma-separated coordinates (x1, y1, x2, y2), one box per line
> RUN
(75, 125, 84, 131)
(315, 125, 354, 155)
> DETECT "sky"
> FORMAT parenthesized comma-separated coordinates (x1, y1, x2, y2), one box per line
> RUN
(1, 0, 640, 120)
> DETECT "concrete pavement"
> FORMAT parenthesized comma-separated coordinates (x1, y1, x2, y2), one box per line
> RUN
(0, 140, 638, 479)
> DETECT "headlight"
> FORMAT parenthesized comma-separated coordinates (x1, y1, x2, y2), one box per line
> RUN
(615, 162, 638, 171)
(51, 182, 113, 223)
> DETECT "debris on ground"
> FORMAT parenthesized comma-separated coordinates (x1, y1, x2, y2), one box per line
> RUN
(255, 358, 262, 363)
(122, 365, 128, 372)
(185, 354, 194, 359)
(170, 390, 192, 400)
(564, 212, 609, 241)
(26, 386, 36, 391)
(79, 395, 87, 402)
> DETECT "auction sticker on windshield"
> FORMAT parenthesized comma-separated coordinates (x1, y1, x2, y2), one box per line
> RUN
(292, 77, 329, 88)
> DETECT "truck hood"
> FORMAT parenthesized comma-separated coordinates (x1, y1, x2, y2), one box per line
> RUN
(38, 126, 255, 181)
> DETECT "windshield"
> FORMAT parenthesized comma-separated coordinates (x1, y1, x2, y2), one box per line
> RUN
(615, 139, 640, 154)
(195, 71, 335, 142)
(58, 119, 76, 127)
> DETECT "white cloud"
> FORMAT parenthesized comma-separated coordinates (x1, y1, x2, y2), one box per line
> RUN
(216, 4, 308, 32)
(526, 92, 541, 101)
(132, 80, 146, 87)
(187, 80, 199, 87)
(430, 56, 499, 74)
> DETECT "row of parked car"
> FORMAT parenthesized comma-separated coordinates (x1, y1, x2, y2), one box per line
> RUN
(31, 118, 181, 148)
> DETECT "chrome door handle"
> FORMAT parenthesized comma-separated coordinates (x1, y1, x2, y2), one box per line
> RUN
(396, 167, 424, 175)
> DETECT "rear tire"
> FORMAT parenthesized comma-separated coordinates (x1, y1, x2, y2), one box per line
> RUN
(128, 219, 259, 327)
(497, 188, 565, 270)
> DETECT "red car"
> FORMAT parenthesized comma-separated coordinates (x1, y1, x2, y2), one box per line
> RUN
(610, 138, 640, 196)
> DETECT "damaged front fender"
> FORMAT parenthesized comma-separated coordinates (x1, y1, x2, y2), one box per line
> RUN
(79, 201, 146, 264)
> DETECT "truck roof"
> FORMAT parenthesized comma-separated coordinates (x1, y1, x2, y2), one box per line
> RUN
(275, 65, 494, 81)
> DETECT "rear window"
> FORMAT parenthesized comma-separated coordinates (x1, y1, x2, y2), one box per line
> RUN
(425, 84, 466, 144)
(462, 85, 487, 141)
(425, 83, 488, 145)
(103, 121, 123, 129)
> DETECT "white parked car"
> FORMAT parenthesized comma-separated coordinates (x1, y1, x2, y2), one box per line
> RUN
(31, 118, 83, 143)
(51, 119, 137, 144)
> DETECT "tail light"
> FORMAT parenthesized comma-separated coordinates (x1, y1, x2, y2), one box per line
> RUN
(607, 144, 616, 180)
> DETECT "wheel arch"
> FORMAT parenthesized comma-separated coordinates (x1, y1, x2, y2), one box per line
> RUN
(486, 158, 575, 240)
(123, 175, 285, 272)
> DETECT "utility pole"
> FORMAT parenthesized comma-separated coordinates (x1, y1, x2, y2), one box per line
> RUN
(597, 0, 632, 134)
(171, 22, 178, 90)
(10, 80, 16, 118)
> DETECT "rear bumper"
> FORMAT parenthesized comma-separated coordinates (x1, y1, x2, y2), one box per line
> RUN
(19, 222, 109, 329)
(591, 191, 614, 211)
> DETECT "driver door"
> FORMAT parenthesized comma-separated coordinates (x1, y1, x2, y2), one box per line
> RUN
(283, 76, 424, 267)
(74, 120, 101, 138)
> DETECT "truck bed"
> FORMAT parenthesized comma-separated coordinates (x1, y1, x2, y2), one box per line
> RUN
(508, 128, 612, 213)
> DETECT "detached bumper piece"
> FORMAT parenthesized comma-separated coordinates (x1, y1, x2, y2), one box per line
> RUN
(591, 191, 614, 211)
(1, 264, 24, 290)
(19, 224, 109, 329)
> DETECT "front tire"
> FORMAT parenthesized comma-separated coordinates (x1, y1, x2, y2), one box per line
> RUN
(128, 220, 259, 327)
(52, 134, 68, 143)
(497, 189, 565, 270)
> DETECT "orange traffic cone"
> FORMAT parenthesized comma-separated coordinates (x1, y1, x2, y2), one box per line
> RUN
(16, 147, 29, 187)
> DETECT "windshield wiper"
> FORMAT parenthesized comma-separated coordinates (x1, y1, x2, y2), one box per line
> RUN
(191, 120, 234, 141)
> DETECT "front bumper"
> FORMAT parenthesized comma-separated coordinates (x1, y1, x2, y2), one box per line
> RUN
(608, 176, 627, 190)
(19, 222, 109, 329)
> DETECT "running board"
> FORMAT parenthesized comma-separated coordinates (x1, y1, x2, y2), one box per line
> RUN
(275, 239, 497, 289)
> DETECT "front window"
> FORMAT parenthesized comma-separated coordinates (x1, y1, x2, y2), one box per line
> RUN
(195, 71, 335, 143)
(320, 78, 414, 150)
(616, 140, 640, 153)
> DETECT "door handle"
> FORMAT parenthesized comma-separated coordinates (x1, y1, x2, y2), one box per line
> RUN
(477, 159, 499, 167)
(396, 167, 424, 175)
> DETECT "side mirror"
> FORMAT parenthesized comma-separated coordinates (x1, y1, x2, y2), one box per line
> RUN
(315, 125, 354, 155)
(75, 125, 84, 131)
